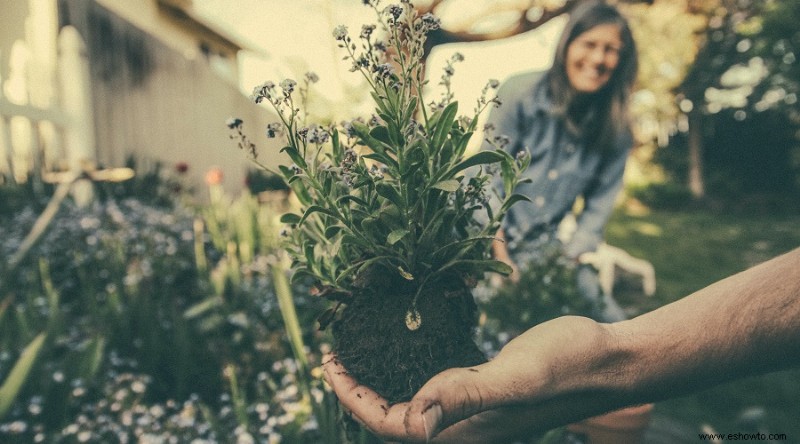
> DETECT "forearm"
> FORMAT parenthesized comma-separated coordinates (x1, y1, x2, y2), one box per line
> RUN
(610, 247, 800, 403)
(511, 247, 800, 428)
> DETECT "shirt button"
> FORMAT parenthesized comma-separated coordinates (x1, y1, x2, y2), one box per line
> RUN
(547, 169, 559, 180)
(534, 196, 545, 207)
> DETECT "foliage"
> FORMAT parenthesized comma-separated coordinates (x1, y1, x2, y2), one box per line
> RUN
(234, 1, 529, 320)
(0, 181, 345, 442)
(478, 243, 591, 352)
(627, 181, 694, 210)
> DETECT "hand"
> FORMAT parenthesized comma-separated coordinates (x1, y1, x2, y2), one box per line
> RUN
(323, 316, 615, 443)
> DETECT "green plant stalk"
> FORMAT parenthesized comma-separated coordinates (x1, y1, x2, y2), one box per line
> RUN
(271, 255, 311, 398)
(225, 364, 249, 428)
(193, 218, 208, 274)
(0, 332, 47, 419)
(38, 258, 61, 334)
(1, 177, 74, 297)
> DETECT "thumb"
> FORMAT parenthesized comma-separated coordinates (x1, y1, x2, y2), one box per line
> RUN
(403, 364, 495, 441)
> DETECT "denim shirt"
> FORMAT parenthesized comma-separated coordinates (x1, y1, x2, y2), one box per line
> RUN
(482, 71, 632, 260)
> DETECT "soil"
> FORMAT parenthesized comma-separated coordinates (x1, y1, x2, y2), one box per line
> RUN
(331, 270, 487, 404)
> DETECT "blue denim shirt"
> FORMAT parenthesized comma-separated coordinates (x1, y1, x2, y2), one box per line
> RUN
(482, 71, 632, 260)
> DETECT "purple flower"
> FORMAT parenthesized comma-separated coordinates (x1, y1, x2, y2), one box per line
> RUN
(226, 117, 243, 129)
(333, 25, 348, 41)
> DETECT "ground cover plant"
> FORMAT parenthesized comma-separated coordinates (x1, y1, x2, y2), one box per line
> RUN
(0, 173, 346, 443)
(232, 0, 530, 404)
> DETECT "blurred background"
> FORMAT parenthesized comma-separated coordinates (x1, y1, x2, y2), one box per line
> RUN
(1, 0, 799, 442)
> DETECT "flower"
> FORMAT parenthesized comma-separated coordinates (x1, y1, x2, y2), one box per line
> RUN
(419, 13, 441, 31)
(175, 162, 189, 174)
(360, 24, 376, 39)
(250, 81, 275, 103)
(279, 79, 297, 96)
(266, 123, 282, 138)
(332, 25, 348, 41)
(226, 117, 243, 129)
(386, 5, 403, 21)
(205, 168, 224, 186)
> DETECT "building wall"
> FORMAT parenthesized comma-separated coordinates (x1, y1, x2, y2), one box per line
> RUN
(93, 0, 240, 84)
(59, 0, 281, 196)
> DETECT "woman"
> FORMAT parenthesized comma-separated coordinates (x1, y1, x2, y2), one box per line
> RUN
(488, 0, 638, 322)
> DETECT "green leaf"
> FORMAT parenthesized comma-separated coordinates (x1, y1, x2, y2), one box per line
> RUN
(430, 236, 497, 260)
(441, 150, 505, 180)
(0, 333, 47, 419)
(501, 156, 515, 197)
(80, 336, 106, 380)
(454, 131, 473, 159)
(362, 152, 399, 171)
(280, 146, 307, 169)
(298, 205, 340, 226)
(430, 101, 459, 152)
(336, 256, 395, 286)
(370, 126, 393, 148)
(290, 268, 316, 286)
(324, 225, 344, 239)
(331, 128, 342, 163)
(439, 259, 513, 276)
(371, 92, 391, 115)
(375, 182, 404, 208)
(351, 122, 393, 156)
(431, 179, 461, 192)
(404, 97, 418, 122)
(280, 213, 302, 224)
(387, 229, 409, 245)
(360, 216, 383, 241)
(183, 296, 224, 319)
(500, 193, 532, 214)
(337, 195, 370, 207)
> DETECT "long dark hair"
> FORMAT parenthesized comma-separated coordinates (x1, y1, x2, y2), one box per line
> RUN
(547, 0, 638, 151)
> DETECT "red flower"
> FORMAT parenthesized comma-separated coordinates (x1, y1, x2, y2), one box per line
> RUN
(175, 162, 189, 174)
(205, 167, 224, 185)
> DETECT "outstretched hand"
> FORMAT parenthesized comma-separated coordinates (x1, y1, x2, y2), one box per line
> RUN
(323, 316, 616, 443)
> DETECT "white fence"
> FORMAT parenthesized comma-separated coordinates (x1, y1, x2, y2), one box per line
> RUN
(0, 23, 94, 187)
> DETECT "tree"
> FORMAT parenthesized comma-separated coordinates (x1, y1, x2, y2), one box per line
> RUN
(675, 0, 800, 200)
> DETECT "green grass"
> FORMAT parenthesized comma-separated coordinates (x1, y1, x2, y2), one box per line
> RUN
(605, 206, 800, 440)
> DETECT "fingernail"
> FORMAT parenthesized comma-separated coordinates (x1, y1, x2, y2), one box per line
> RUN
(421, 404, 442, 442)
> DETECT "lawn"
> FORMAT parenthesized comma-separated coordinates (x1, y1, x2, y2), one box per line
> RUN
(605, 205, 800, 441)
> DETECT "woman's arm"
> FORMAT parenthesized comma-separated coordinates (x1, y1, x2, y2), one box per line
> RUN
(564, 136, 631, 259)
(324, 247, 800, 443)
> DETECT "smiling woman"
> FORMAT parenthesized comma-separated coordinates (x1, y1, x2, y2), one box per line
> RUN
(486, 0, 639, 325)
(565, 23, 622, 93)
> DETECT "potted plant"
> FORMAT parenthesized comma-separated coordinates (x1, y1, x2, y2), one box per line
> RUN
(230, 0, 529, 404)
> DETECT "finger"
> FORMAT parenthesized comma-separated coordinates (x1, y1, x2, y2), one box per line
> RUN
(404, 364, 495, 441)
(323, 356, 416, 441)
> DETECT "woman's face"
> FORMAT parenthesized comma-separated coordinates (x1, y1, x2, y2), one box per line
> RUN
(565, 23, 622, 94)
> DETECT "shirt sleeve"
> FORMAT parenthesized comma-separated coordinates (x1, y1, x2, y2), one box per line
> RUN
(564, 132, 632, 258)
